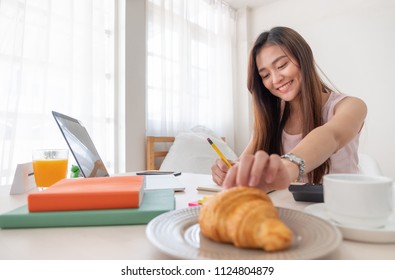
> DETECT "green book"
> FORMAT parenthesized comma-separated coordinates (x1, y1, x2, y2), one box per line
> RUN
(0, 189, 175, 229)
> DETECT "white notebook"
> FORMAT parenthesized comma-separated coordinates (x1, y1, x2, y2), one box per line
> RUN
(145, 175, 185, 192)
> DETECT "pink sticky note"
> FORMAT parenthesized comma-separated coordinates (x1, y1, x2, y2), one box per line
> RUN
(188, 201, 200, 207)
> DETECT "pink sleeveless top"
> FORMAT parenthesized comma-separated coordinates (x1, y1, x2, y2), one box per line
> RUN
(282, 92, 360, 182)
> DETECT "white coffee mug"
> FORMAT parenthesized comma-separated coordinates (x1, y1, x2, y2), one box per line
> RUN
(323, 174, 393, 228)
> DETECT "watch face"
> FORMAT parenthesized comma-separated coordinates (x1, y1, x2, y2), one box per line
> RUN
(291, 154, 302, 164)
(286, 153, 304, 165)
(281, 153, 305, 182)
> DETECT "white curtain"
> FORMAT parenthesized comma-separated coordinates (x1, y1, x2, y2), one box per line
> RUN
(0, 0, 115, 184)
(146, 0, 236, 144)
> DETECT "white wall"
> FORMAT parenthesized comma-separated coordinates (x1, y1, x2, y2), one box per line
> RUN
(234, 0, 395, 179)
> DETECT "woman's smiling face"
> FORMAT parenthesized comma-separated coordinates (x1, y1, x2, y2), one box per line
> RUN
(256, 44, 302, 102)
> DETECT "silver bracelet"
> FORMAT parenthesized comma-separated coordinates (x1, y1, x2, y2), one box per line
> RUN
(281, 153, 305, 182)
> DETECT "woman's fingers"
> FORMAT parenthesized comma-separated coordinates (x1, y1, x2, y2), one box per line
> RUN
(222, 151, 291, 191)
(235, 154, 255, 186)
(248, 150, 270, 186)
(263, 154, 282, 184)
(211, 159, 230, 186)
(223, 151, 271, 188)
(222, 163, 238, 189)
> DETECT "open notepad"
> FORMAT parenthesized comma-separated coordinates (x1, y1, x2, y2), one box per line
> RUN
(145, 174, 185, 192)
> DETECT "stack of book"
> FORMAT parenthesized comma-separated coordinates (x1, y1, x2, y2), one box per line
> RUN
(0, 175, 175, 229)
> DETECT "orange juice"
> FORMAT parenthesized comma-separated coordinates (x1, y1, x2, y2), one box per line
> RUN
(33, 159, 68, 188)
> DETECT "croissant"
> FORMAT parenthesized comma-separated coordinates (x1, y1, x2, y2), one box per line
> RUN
(199, 186, 293, 252)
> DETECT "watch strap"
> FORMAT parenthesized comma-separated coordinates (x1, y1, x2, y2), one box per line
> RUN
(281, 153, 305, 182)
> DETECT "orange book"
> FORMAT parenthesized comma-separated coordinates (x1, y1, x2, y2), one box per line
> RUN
(28, 176, 145, 212)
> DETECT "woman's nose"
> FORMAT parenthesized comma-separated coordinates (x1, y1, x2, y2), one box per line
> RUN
(271, 70, 284, 84)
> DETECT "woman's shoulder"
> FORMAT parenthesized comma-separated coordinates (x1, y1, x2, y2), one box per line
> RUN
(323, 92, 366, 120)
(326, 91, 346, 104)
(327, 92, 365, 104)
(333, 93, 366, 110)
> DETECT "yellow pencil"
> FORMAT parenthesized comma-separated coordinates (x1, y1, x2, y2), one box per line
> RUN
(207, 138, 232, 167)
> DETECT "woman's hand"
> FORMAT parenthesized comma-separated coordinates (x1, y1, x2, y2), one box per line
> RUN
(211, 158, 236, 186)
(222, 150, 293, 193)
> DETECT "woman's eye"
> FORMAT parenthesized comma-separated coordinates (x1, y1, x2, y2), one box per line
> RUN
(262, 73, 270, 80)
(278, 62, 288, 69)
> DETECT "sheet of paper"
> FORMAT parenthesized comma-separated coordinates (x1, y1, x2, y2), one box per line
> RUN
(145, 174, 185, 192)
(10, 162, 36, 195)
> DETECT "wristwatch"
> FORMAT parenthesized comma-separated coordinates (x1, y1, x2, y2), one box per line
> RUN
(281, 153, 305, 182)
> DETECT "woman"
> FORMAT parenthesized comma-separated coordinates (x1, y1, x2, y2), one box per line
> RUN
(211, 26, 367, 193)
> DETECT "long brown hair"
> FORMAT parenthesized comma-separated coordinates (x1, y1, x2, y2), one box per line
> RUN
(247, 26, 331, 183)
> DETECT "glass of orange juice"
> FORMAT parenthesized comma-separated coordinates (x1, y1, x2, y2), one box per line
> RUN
(32, 149, 69, 190)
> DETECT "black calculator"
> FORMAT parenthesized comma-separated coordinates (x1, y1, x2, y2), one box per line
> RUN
(288, 183, 324, 203)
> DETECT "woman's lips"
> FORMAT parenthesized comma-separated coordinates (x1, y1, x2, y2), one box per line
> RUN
(277, 80, 293, 92)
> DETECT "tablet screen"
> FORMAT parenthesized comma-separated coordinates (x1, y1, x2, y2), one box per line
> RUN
(52, 111, 109, 178)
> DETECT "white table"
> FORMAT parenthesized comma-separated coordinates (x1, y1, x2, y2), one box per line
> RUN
(1, 173, 395, 260)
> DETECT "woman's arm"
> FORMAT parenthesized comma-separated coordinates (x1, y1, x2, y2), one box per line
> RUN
(288, 96, 367, 179)
(223, 96, 367, 191)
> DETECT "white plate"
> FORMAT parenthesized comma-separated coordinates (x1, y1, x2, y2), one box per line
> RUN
(146, 206, 341, 260)
(305, 203, 395, 243)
